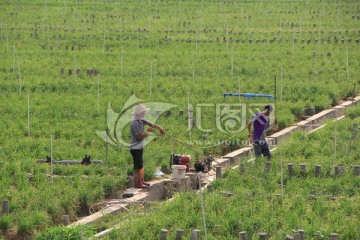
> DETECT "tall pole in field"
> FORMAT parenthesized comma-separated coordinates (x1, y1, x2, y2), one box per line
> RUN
(73, 51, 76, 81)
(120, 46, 123, 77)
(280, 141, 284, 197)
(18, 62, 22, 93)
(187, 93, 192, 142)
(192, 56, 195, 84)
(27, 91, 30, 136)
(97, 76, 100, 115)
(346, 46, 349, 80)
(231, 48, 234, 79)
(280, 66, 283, 102)
(50, 135, 54, 185)
(195, 31, 198, 54)
(150, 62, 153, 97)
(292, 31, 295, 57)
(13, 42, 16, 75)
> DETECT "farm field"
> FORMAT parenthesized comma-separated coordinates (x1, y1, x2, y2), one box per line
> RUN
(0, 0, 359, 239)
(36, 104, 360, 240)
(35, 105, 360, 239)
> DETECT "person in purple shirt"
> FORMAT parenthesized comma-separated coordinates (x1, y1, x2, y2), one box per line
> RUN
(247, 105, 275, 160)
(130, 104, 165, 188)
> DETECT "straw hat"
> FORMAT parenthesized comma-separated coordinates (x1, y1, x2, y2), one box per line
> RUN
(133, 104, 150, 115)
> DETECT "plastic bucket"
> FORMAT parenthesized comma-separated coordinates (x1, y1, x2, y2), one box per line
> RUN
(171, 165, 187, 179)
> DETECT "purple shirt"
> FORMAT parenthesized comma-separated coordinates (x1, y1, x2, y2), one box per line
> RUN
(249, 113, 269, 141)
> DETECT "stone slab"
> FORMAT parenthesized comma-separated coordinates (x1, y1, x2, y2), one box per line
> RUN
(306, 109, 337, 125)
(212, 158, 230, 167)
(268, 125, 299, 145)
(331, 105, 346, 117)
(222, 146, 253, 163)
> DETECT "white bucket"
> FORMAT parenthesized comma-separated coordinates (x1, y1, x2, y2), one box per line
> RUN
(171, 165, 187, 179)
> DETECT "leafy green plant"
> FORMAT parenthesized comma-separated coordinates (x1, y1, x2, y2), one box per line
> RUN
(34, 225, 95, 240)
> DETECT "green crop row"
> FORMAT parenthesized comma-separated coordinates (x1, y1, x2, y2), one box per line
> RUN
(0, 0, 359, 238)
(66, 102, 360, 240)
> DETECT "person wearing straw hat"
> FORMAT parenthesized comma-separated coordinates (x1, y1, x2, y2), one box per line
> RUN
(130, 104, 165, 188)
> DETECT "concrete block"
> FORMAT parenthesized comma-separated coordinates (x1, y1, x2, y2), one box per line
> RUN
(177, 176, 191, 192)
(331, 105, 346, 117)
(186, 172, 198, 189)
(341, 98, 359, 108)
(222, 146, 253, 164)
(306, 109, 337, 125)
(268, 125, 299, 145)
(265, 137, 276, 147)
(292, 120, 313, 132)
(212, 158, 230, 168)
(164, 179, 179, 199)
(164, 177, 191, 199)
(146, 180, 166, 201)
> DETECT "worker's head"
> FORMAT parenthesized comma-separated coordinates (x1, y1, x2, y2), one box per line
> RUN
(133, 104, 150, 119)
(264, 105, 273, 116)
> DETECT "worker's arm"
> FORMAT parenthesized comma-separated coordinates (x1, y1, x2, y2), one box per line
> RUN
(145, 121, 165, 135)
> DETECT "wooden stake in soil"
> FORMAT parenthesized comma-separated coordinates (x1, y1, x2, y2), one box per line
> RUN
(1, 200, 9, 215)
(190, 229, 200, 240)
(264, 161, 271, 173)
(62, 215, 70, 225)
(160, 229, 168, 240)
(354, 165, 360, 176)
(239, 162, 245, 174)
(298, 229, 305, 240)
(293, 233, 301, 240)
(330, 233, 339, 240)
(288, 163, 294, 176)
(259, 232, 267, 240)
(315, 165, 321, 177)
(239, 231, 248, 240)
(300, 164, 307, 175)
(216, 166, 222, 178)
(335, 164, 345, 176)
(175, 229, 184, 240)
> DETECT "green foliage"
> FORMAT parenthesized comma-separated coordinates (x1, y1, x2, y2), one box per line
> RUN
(0, 215, 11, 232)
(0, 0, 359, 238)
(34, 225, 95, 240)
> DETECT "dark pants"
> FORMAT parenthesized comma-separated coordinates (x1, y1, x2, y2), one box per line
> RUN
(253, 141, 271, 160)
(130, 149, 144, 170)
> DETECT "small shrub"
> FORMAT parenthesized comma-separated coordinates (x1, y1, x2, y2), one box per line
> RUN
(0, 215, 11, 232)
(34, 225, 95, 240)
